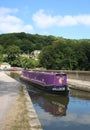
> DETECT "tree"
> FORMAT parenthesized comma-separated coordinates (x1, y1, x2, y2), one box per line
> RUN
(39, 46, 55, 69)
(20, 57, 39, 69)
(0, 45, 4, 63)
(0, 45, 4, 54)
(6, 45, 21, 66)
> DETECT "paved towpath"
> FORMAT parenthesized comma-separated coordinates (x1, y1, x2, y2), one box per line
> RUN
(0, 71, 43, 130)
(67, 79, 90, 92)
(0, 71, 21, 129)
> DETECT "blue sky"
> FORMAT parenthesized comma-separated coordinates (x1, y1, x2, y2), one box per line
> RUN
(0, 0, 90, 39)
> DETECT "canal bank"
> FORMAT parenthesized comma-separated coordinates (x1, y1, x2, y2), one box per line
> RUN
(67, 79, 90, 92)
(0, 71, 42, 130)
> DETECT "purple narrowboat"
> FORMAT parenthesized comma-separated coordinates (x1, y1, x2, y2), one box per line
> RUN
(20, 70, 69, 95)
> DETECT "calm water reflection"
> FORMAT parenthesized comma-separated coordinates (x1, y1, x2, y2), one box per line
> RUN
(29, 90, 69, 116)
(27, 85, 90, 130)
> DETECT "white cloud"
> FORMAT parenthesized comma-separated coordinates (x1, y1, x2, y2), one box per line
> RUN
(61, 113, 90, 125)
(75, 15, 90, 26)
(0, 7, 33, 33)
(0, 7, 18, 15)
(32, 9, 90, 28)
(32, 9, 57, 28)
(56, 15, 77, 26)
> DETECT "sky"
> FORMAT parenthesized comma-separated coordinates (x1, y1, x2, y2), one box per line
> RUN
(0, 0, 90, 39)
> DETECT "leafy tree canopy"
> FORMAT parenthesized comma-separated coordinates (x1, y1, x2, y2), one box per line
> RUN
(0, 32, 90, 70)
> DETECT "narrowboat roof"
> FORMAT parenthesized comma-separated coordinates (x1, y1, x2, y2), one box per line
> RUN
(27, 70, 66, 75)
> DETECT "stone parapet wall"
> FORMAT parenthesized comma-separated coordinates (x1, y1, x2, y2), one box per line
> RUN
(60, 70, 90, 81)
(37, 70, 90, 81)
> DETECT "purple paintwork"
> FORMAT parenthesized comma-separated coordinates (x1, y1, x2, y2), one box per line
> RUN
(22, 70, 67, 87)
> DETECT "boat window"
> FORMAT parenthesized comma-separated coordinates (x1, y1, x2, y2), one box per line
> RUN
(56, 73, 66, 76)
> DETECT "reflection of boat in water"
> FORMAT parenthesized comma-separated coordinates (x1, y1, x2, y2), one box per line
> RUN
(29, 90, 69, 116)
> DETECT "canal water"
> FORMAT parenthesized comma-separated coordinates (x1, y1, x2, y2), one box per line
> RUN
(11, 73, 90, 130)
(26, 83, 90, 130)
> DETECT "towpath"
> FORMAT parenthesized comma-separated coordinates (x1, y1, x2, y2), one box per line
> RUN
(67, 79, 90, 92)
(0, 71, 42, 130)
(0, 71, 21, 129)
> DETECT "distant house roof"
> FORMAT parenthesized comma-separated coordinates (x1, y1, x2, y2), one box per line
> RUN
(30, 50, 41, 59)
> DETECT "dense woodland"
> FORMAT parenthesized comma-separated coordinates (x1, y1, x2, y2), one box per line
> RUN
(0, 32, 56, 53)
(0, 32, 90, 70)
